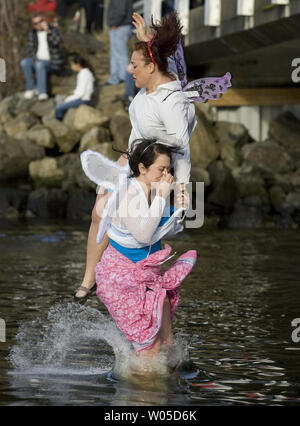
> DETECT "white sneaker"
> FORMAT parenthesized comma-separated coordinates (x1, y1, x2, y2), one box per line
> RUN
(38, 93, 49, 101)
(24, 90, 35, 99)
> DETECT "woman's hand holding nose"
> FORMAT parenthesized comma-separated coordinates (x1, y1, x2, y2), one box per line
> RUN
(157, 173, 174, 199)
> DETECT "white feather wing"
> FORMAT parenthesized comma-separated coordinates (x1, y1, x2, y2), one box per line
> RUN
(80, 150, 129, 189)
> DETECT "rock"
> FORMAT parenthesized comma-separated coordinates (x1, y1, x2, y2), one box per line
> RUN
(4, 112, 38, 137)
(27, 189, 68, 219)
(227, 201, 263, 229)
(0, 133, 45, 180)
(66, 189, 96, 220)
(42, 117, 80, 152)
(57, 153, 96, 191)
(286, 191, 300, 211)
(269, 111, 300, 162)
(73, 105, 109, 133)
(0, 188, 29, 218)
(195, 102, 215, 122)
(14, 97, 37, 116)
(0, 95, 19, 116)
(26, 124, 56, 149)
(207, 161, 238, 209)
(79, 126, 111, 153)
(190, 166, 211, 187)
(30, 99, 55, 117)
(291, 169, 300, 187)
(90, 142, 120, 162)
(97, 83, 125, 109)
(215, 121, 250, 169)
(42, 110, 55, 125)
(29, 157, 64, 188)
(0, 112, 13, 124)
(190, 111, 219, 169)
(242, 140, 293, 175)
(63, 108, 76, 129)
(109, 114, 132, 151)
(100, 100, 125, 119)
(233, 170, 269, 208)
(269, 185, 287, 213)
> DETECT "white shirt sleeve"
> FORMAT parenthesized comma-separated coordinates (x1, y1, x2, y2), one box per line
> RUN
(158, 94, 192, 184)
(119, 190, 167, 245)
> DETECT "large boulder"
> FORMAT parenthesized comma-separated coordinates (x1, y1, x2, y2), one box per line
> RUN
(189, 111, 219, 169)
(0, 95, 19, 116)
(26, 189, 68, 219)
(215, 121, 250, 169)
(26, 124, 56, 149)
(57, 153, 96, 191)
(97, 83, 125, 110)
(0, 188, 29, 219)
(79, 126, 111, 153)
(66, 189, 96, 220)
(232, 169, 270, 209)
(109, 114, 132, 151)
(90, 142, 120, 161)
(207, 161, 238, 209)
(190, 166, 211, 187)
(0, 133, 45, 180)
(269, 111, 300, 162)
(227, 201, 263, 229)
(73, 105, 109, 133)
(4, 112, 38, 137)
(42, 115, 80, 152)
(242, 140, 293, 175)
(29, 157, 64, 188)
(30, 99, 55, 118)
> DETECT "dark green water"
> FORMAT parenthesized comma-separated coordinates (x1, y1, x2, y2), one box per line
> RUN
(0, 219, 300, 406)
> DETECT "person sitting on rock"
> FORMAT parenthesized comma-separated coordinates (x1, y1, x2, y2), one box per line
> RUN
(21, 13, 64, 101)
(55, 54, 95, 120)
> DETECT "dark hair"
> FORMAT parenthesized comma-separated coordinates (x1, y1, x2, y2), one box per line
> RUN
(134, 12, 182, 75)
(113, 138, 182, 177)
(71, 54, 95, 75)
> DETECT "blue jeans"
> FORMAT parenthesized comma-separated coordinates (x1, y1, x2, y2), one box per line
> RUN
(55, 98, 88, 120)
(20, 58, 51, 94)
(108, 25, 132, 85)
(125, 71, 136, 99)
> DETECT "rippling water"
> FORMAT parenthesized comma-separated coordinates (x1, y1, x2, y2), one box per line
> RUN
(0, 219, 300, 406)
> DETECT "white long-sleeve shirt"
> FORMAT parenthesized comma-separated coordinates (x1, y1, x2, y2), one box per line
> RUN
(107, 178, 183, 247)
(64, 68, 95, 103)
(128, 79, 196, 184)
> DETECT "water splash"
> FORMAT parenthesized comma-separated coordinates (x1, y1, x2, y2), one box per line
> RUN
(9, 303, 190, 385)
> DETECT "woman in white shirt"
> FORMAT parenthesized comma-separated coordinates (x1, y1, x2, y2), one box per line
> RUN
(55, 54, 95, 120)
(80, 140, 197, 355)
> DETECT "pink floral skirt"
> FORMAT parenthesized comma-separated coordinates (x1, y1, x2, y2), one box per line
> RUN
(95, 243, 197, 352)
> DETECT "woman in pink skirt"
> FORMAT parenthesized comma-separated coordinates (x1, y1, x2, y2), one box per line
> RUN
(80, 139, 197, 355)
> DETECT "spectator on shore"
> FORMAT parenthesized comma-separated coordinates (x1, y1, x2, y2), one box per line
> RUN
(21, 13, 64, 100)
(55, 54, 95, 120)
(73, 0, 101, 34)
(105, 0, 133, 86)
(27, 0, 57, 22)
(56, 0, 74, 19)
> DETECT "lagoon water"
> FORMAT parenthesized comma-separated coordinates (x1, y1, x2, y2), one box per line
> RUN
(0, 219, 300, 406)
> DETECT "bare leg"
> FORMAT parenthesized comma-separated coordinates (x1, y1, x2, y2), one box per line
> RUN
(140, 296, 173, 356)
(75, 155, 128, 298)
(75, 193, 109, 298)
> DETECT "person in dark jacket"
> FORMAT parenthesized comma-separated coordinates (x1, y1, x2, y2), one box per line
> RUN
(20, 13, 64, 100)
(105, 0, 133, 85)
